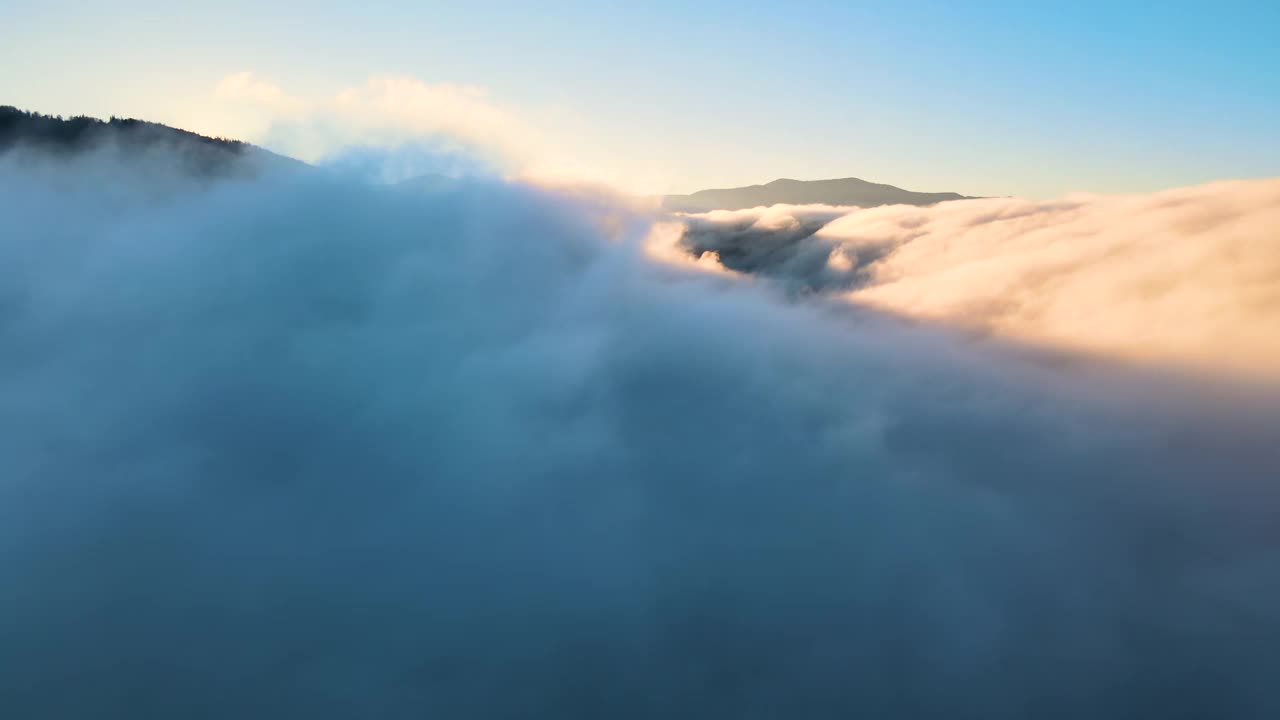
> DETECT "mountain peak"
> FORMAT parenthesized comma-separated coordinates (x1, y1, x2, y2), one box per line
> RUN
(663, 176, 973, 213)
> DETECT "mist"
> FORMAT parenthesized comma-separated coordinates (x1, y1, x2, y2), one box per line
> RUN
(3, 148, 1280, 718)
(673, 179, 1280, 375)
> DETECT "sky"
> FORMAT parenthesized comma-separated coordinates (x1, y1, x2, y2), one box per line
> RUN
(2, 0, 1278, 196)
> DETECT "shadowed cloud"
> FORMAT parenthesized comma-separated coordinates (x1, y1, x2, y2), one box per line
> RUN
(2, 140, 1280, 718)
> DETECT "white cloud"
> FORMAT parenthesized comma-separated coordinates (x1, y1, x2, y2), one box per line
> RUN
(213, 71, 549, 174)
(214, 71, 305, 114)
(681, 203, 855, 229)
(830, 179, 1280, 375)
(331, 76, 529, 157)
(670, 179, 1280, 376)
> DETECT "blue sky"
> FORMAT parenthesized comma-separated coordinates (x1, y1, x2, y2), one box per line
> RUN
(3, 0, 1277, 196)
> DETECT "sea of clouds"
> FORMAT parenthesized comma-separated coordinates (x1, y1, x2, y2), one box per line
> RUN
(2, 145, 1280, 717)
(674, 180, 1280, 376)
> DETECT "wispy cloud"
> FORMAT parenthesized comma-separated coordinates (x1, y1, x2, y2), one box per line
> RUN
(213, 71, 554, 177)
(214, 71, 306, 114)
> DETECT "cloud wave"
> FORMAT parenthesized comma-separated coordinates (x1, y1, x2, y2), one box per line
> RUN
(674, 178, 1280, 375)
(3, 150, 1280, 717)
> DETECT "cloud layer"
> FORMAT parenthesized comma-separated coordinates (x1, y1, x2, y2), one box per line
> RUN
(3, 150, 1280, 717)
(673, 178, 1280, 375)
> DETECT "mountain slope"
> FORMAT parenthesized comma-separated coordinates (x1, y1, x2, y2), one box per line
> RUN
(663, 176, 973, 212)
(0, 105, 302, 176)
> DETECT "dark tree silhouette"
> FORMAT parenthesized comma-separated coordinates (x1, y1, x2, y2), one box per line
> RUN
(0, 105, 299, 178)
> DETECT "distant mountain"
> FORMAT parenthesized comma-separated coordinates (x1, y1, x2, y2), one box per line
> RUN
(662, 177, 973, 212)
(0, 105, 302, 177)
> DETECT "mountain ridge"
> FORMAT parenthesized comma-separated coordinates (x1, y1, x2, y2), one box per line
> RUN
(663, 176, 974, 212)
(0, 105, 303, 177)
(3, 106, 977, 206)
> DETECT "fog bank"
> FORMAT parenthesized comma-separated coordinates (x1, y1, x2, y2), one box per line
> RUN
(3, 153, 1280, 717)
(673, 179, 1280, 375)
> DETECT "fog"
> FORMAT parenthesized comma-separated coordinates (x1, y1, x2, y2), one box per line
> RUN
(674, 179, 1280, 375)
(3, 149, 1280, 718)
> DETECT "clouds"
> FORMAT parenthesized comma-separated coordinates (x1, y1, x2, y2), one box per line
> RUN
(209, 71, 672, 191)
(215, 71, 307, 114)
(214, 71, 550, 178)
(672, 204, 859, 291)
(672, 178, 1280, 375)
(3, 147, 1280, 717)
